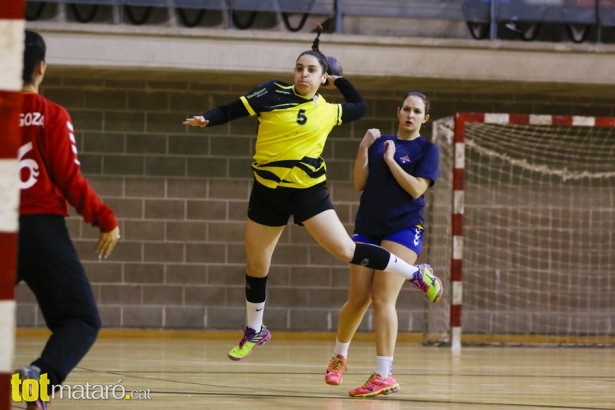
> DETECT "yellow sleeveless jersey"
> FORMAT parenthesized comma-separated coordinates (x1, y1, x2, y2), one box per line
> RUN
(239, 80, 342, 189)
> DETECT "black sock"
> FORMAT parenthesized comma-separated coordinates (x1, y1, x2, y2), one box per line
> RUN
(245, 274, 268, 303)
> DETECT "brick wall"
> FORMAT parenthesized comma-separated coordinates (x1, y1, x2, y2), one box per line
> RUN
(15, 71, 615, 332)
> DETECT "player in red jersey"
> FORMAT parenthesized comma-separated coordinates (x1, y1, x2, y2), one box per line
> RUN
(14, 30, 120, 410)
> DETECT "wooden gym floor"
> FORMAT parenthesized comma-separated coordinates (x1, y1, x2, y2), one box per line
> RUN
(11, 329, 615, 410)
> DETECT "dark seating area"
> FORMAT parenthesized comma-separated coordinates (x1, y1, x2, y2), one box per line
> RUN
(25, 0, 615, 43)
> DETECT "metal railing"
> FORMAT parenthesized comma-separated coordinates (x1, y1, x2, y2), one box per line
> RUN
(26, 0, 615, 42)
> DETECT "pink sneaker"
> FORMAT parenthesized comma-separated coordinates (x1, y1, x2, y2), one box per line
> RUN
(348, 373, 400, 398)
(325, 354, 347, 385)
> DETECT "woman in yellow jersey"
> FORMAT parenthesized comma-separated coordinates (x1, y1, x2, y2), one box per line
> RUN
(183, 31, 442, 362)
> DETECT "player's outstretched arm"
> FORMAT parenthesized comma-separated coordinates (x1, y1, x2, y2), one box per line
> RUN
(183, 115, 209, 127)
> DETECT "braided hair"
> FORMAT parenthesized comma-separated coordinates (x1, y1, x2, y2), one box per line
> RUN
(297, 24, 329, 74)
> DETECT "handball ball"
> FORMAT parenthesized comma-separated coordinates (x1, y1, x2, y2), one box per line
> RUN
(326, 56, 343, 76)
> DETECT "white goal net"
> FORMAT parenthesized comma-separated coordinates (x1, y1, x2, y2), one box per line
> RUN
(425, 113, 615, 347)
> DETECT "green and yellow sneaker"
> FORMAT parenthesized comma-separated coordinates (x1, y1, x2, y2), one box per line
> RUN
(228, 325, 271, 361)
(412, 264, 443, 303)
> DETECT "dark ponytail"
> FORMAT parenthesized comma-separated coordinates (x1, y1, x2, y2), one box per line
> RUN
(297, 24, 328, 73)
(311, 24, 323, 53)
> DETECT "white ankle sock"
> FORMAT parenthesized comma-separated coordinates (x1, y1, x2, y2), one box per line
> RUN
(375, 356, 393, 378)
(384, 254, 419, 280)
(245, 301, 265, 330)
(334, 340, 350, 357)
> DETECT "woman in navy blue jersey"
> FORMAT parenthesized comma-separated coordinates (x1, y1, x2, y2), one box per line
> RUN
(325, 92, 441, 398)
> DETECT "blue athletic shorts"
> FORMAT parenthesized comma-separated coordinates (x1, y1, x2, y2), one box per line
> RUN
(352, 225, 424, 255)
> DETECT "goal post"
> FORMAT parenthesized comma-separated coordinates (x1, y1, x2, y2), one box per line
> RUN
(424, 113, 615, 349)
(0, 2, 25, 408)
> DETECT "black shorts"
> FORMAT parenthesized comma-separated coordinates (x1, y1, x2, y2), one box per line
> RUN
(248, 180, 334, 226)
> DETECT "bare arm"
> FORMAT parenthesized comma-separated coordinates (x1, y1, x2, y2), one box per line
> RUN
(353, 129, 381, 191)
